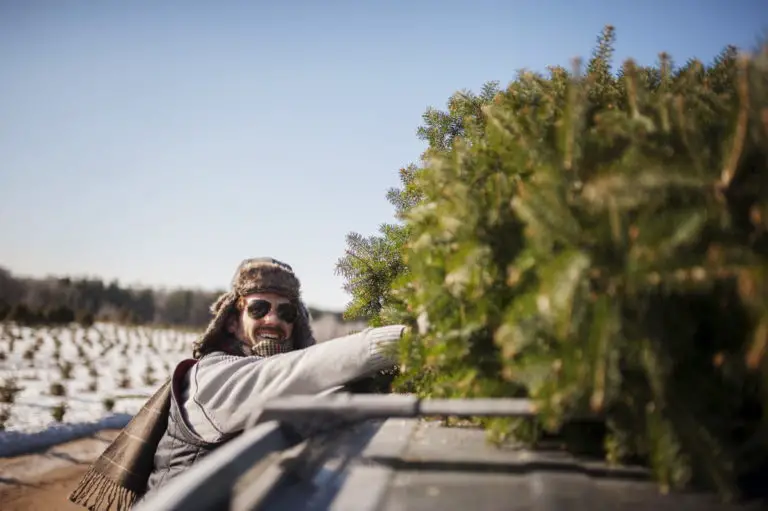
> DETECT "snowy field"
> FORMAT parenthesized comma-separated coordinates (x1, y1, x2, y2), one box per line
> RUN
(0, 322, 197, 456)
(0, 317, 366, 457)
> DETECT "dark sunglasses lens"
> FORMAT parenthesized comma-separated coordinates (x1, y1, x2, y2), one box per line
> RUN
(246, 300, 271, 319)
(277, 303, 298, 323)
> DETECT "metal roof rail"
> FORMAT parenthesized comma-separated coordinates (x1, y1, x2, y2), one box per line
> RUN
(133, 393, 542, 511)
(252, 393, 537, 423)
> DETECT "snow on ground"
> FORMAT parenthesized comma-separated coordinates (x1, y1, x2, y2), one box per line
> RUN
(0, 322, 196, 456)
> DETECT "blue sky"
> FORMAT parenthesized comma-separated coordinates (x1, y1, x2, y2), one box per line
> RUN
(1, 1, 766, 311)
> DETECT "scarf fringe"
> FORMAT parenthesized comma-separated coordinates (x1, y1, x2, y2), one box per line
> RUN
(68, 467, 139, 511)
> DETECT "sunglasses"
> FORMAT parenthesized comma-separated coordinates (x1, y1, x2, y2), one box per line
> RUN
(245, 299, 299, 324)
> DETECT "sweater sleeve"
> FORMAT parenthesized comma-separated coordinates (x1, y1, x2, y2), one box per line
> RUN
(181, 325, 405, 442)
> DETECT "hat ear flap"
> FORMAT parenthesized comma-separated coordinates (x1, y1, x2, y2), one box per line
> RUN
(302, 302, 313, 322)
(291, 300, 316, 350)
(193, 292, 239, 359)
(210, 291, 234, 315)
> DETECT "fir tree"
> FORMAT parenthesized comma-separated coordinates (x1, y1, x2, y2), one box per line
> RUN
(335, 83, 499, 325)
(338, 26, 768, 501)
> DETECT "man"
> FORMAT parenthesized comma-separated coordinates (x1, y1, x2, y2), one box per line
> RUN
(69, 257, 406, 511)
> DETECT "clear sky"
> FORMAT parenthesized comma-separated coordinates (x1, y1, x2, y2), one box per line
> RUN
(1, 1, 766, 311)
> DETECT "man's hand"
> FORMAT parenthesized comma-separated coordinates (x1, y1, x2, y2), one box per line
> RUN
(345, 367, 399, 394)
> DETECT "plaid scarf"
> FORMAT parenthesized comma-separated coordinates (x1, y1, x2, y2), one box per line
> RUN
(251, 335, 294, 357)
(67, 378, 175, 511)
(68, 338, 249, 510)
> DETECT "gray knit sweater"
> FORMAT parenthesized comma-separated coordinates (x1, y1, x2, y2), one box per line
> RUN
(179, 325, 406, 442)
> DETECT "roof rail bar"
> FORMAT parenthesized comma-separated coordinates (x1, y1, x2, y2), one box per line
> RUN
(134, 393, 541, 511)
(252, 393, 537, 425)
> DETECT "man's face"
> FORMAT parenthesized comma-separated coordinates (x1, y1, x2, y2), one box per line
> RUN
(228, 292, 297, 356)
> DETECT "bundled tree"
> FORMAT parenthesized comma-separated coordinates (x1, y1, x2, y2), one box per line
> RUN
(340, 26, 768, 501)
(336, 83, 500, 325)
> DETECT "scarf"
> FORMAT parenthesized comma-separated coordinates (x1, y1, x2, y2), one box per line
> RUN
(68, 332, 265, 511)
(67, 379, 174, 511)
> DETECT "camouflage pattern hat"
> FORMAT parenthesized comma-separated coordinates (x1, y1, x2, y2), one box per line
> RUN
(192, 257, 315, 358)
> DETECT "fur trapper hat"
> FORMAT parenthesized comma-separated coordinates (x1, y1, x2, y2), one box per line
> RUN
(192, 257, 315, 358)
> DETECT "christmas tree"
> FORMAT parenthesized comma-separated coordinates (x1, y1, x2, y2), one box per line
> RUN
(337, 27, 767, 501)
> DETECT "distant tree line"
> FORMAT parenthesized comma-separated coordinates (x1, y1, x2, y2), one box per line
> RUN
(0, 266, 344, 328)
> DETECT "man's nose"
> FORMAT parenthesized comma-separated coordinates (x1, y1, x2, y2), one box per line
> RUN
(261, 307, 282, 324)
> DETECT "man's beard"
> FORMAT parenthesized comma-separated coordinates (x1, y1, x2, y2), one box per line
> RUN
(248, 327, 293, 357)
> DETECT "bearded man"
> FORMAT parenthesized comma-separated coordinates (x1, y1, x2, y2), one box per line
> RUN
(69, 257, 406, 511)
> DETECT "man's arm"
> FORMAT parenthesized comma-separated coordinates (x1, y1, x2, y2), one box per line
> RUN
(181, 325, 405, 441)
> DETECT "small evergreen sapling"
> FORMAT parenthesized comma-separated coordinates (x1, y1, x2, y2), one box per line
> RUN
(142, 364, 155, 386)
(51, 403, 66, 422)
(0, 405, 11, 430)
(59, 361, 74, 380)
(49, 382, 66, 397)
(0, 378, 22, 404)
